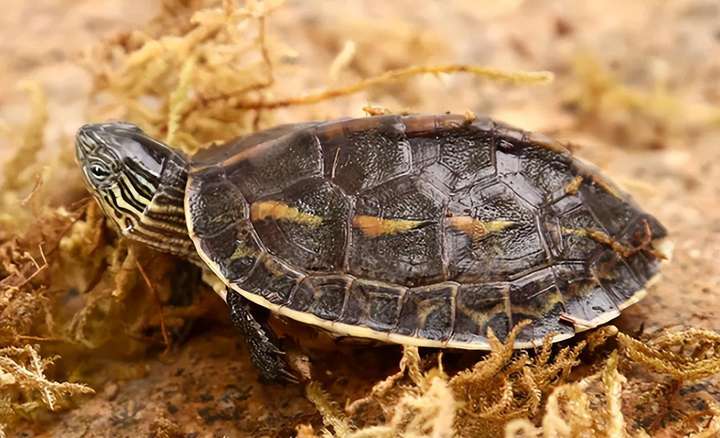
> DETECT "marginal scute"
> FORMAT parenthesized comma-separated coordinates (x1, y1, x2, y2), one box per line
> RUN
(554, 262, 619, 327)
(508, 267, 574, 344)
(486, 313, 512, 342)
(453, 282, 508, 344)
(625, 249, 659, 283)
(291, 275, 353, 321)
(340, 279, 405, 331)
(591, 251, 644, 306)
(612, 215, 666, 286)
(237, 253, 304, 305)
(620, 214, 666, 251)
(397, 283, 457, 341)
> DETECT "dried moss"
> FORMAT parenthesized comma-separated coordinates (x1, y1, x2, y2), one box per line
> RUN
(0, 83, 50, 234)
(2, 1, 719, 436)
(304, 326, 720, 437)
(308, 347, 455, 438)
(81, 0, 553, 155)
(0, 345, 93, 436)
(617, 328, 720, 381)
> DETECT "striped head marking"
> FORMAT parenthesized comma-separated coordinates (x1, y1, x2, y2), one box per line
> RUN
(76, 122, 192, 255)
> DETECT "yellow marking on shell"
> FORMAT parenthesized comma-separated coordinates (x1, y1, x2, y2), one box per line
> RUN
(560, 226, 636, 258)
(413, 286, 458, 328)
(352, 215, 426, 237)
(564, 175, 584, 195)
(560, 309, 621, 330)
(510, 289, 566, 318)
(415, 304, 435, 328)
(525, 130, 571, 155)
(503, 285, 513, 328)
(590, 174, 623, 199)
(448, 217, 514, 239)
(250, 201, 323, 226)
(230, 242, 256, 260)
(457, 300, 504, 328)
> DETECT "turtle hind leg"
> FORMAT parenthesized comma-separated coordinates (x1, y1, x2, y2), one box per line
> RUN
(226, 289, 299, 384)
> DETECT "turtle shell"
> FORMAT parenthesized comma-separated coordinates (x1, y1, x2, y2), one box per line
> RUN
(184, 114, 668, 348)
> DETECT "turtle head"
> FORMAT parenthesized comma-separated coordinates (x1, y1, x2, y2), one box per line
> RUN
(76, 122, 194, 256)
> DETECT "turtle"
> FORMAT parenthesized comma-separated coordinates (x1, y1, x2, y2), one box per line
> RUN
(75, 113, 669, 382)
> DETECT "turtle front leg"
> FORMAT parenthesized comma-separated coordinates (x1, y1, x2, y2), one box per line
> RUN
(226, 289, 299, 383)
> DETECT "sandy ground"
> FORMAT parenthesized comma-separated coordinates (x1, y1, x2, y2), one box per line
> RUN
(1, 0, 719, 436)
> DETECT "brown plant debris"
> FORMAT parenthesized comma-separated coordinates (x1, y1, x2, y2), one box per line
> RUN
(0, 345, 94, 435)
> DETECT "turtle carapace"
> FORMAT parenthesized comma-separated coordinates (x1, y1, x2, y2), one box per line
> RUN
(75, 114, 668, 382)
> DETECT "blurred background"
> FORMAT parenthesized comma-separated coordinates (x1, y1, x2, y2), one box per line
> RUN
(1, 0, 719, 436)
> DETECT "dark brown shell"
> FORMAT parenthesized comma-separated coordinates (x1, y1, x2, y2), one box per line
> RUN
(185, 114, 667, 348)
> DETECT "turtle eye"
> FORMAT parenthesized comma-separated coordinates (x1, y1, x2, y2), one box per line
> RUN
(89, 163, 111, 180)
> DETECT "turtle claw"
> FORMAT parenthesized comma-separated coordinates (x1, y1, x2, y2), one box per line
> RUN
(247, 331, 299, 384)
(267, 343, 286, 357)
(252, 352, 298, 384)
(227, 289, 300, 384)
(275, 365, 301, 385)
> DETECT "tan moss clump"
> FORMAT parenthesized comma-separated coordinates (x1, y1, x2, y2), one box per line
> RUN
(0, 345, 94, 438)
(303, 325, 720, 437)
(307, 346, 455, 438)
(617, 328, 720, 381)
(450, 324, 585, 436)
(305, 323, 582, 438)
